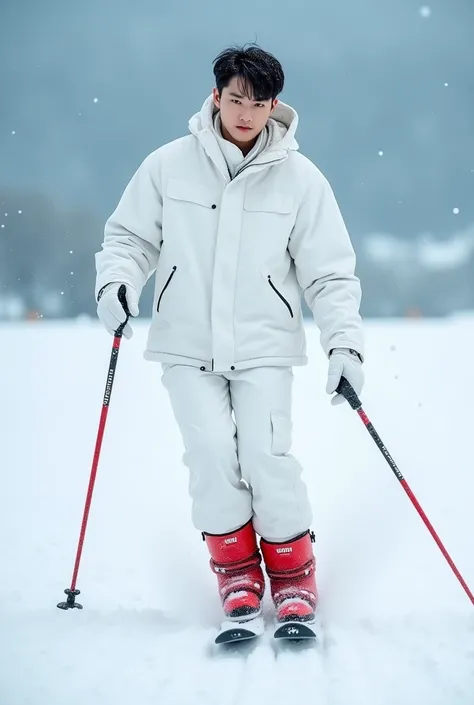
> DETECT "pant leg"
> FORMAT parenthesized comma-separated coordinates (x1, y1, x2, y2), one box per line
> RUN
(161, 365, 252, 534)
(229, 366, 312, 541)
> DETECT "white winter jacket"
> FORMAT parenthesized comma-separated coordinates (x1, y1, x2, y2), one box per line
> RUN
(95, 95, 364, 371)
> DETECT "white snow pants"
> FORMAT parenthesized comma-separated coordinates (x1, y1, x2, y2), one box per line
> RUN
(161, 364, 313, 541)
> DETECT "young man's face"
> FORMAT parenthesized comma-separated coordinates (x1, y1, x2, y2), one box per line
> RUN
(213, 76, 278, 149)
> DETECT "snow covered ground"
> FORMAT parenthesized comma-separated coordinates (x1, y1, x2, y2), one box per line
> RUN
(1, 317, 474, 704)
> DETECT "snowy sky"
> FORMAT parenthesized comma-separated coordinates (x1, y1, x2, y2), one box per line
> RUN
(1, 0, 473, 239)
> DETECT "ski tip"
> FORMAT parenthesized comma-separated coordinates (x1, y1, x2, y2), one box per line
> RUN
(215, 627, 259, 644)
(215, 616, 264, 644)
(274, 622, 317, 640)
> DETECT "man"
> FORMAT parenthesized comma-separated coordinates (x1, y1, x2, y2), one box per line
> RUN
(95, 45, 364, 632)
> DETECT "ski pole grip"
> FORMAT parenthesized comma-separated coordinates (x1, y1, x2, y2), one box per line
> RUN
(115, 284, 131, 337)
(117, 284, 131, 318)
(336, 376, 362, 410)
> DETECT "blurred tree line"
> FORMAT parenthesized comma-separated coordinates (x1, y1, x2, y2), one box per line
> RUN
(0, 188, 97, 319)
(1, 185, 473, 321)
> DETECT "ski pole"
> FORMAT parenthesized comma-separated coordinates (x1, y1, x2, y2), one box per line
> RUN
(336, 376, 474, 607)
(57, 285, 130, 610)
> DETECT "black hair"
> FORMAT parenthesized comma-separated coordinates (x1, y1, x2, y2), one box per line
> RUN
(213, 44, 284, 102)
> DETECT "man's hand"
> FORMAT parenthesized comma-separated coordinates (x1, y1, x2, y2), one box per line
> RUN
(326, 348, 364, 405)
(97, 283, 139, 339)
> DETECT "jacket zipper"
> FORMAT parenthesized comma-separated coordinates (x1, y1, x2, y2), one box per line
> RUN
(234, 156, 284, 179)
(157, 266, 177, 312)
(267, 276, 294, 318)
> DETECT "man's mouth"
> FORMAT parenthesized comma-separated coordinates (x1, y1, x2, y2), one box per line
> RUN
(236, 126, 252, 132)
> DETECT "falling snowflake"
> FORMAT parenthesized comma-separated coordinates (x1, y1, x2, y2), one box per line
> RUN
(11, 130, 16, 135)
(18, 210, 22, 214)
(1, 224, 4, 229)
(444, 82, 449, 87)
(419, 5, 432, 18)
(93, 98, 99, 103)
(70, 272, 74, 275)
(378, 150, 384, 156)
(61, 291, 64, 295)
(4, 213, 7, 217)
(453, 207, 460, 215)
(69, 250, 74, 254)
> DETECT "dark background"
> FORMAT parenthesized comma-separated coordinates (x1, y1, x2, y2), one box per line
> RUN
(1, 0, 473, 320)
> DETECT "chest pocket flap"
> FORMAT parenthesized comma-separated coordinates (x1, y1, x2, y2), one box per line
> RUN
(166, 178, 216, 208)
(244, 191, 294, 214)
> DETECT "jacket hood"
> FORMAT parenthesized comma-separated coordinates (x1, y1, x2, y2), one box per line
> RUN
(188, 94, 299, 154)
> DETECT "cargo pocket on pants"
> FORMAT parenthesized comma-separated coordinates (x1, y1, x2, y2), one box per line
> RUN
(270, 411, 292, 456)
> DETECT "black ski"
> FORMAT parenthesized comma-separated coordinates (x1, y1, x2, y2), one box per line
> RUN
(274, 621, 318, 640)
(215, 616, 264, 644)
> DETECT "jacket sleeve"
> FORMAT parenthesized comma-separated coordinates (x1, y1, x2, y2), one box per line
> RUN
(95, 152, 162, 300)
(288, 169, 365, 359)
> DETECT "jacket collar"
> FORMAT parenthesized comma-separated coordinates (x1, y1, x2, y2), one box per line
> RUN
(188, 94, 299, 180)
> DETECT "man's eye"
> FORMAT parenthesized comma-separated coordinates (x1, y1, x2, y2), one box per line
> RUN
(255, 104, 265, 108)
(232, 99, 241, 105)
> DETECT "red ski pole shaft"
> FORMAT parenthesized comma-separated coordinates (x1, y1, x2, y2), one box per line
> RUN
(57, 285, 130, 610)
(336, 377, 474, 607)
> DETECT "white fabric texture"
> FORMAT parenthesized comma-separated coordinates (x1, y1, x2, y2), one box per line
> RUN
(160, 364, 313, 540)
(95, 93, 364, 371)
(96, 283, 139, 339)
(326, 347, 364, 405)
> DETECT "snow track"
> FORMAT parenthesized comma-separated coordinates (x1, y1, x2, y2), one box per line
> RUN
(1, 320, 474, 703)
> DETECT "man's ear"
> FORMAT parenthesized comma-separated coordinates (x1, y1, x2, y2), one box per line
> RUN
(212, 87, 221, 109)
(270, 98, 279, 114)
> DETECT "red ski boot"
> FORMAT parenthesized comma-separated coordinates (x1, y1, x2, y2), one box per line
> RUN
(261, 530, 318, 625)
(203, 521, 265, 622)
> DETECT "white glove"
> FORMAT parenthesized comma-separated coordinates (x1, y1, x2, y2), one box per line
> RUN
(96, 283, 139, 339)
(326, 347, 364, 405)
